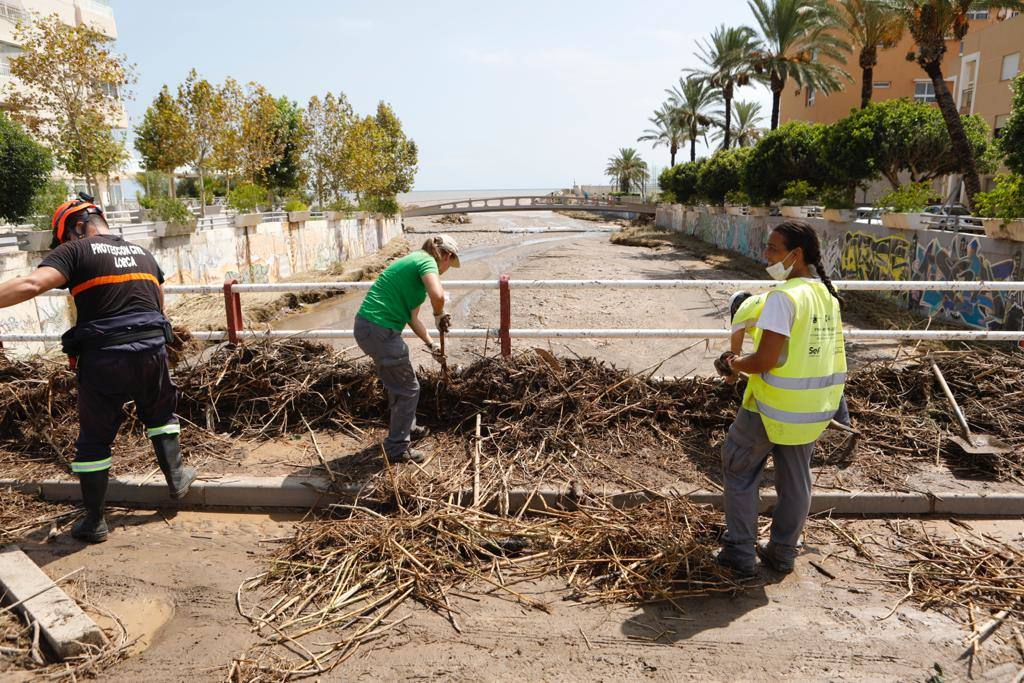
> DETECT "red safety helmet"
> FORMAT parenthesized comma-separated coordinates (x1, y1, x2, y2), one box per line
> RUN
(50, 194, 104, 249)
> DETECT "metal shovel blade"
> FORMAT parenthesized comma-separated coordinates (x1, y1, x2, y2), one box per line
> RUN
(947, 433, 1013, 456)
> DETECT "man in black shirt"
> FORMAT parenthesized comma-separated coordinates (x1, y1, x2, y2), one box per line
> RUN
(0, 195, 196, 542)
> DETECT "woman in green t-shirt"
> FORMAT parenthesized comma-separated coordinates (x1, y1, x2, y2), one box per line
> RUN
(354, 234, 461, 463)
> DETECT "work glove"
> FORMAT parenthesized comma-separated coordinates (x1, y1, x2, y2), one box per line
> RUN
(714, 351, 737, 378)
(434, 312, 452, 334)
(426, 341, 446, 364)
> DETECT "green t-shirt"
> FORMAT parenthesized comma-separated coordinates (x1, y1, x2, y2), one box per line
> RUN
(357, 251, 439, 331)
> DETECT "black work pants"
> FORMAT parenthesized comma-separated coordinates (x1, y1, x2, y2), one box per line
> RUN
(72, 346, 179, 474)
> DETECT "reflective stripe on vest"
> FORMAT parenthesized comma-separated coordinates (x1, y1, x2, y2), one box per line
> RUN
(745, 279, 846, 445)
(758, 371, 847, 390)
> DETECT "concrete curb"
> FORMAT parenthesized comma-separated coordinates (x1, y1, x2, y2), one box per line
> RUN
(4, 477, 1024, 516)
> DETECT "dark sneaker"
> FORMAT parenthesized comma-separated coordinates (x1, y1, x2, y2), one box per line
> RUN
(391, 448, 427, 464)
(410, 425, 430, 441)
(71, 516, 109, 543)
(757, 541, 796, 574)
(714, 549, 757, 580)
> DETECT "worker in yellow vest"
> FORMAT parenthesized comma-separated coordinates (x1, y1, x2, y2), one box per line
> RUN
(715, 222, 846, 578)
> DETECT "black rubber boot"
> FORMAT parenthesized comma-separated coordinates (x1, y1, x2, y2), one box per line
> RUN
(152, 433, 196, 499)
(71, 470, 109, 543)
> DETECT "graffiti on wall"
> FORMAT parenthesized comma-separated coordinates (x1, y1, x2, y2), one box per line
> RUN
(910, 235, 1023, 331)
(664, 207, 1024, 333)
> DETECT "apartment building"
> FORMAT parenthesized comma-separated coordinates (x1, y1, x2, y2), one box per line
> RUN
(780, 11, 1013, 124)
(0, 0, 128, 207)
(957, 12, 1023, 144)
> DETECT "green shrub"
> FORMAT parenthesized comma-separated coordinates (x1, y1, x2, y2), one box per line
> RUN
(782, 180, 818, 206)
(973, 174, 1024, 221)
(658, 161, 704, 204)
(697, 148, 752, 204)
(725, 190, 751, 206)
(327, 197, 356, 214)
(30, 179, 70, 230)
(820, 186, 855, 210)
(743, 121, 828, 204)
(228, 183, 268, 213)
(0, 113, 53, 224)
(1000, 73, 1024, 176)
(283, 197, 309, 212)
(359, 195, 400, 217)
(877, 181, 939, 213)
(147, 197, 194, 224)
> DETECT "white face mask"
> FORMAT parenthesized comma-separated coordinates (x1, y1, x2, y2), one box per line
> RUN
(765, 250, 795, 281)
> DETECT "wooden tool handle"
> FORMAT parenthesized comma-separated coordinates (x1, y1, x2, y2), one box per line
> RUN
(931, 362, 973, 440)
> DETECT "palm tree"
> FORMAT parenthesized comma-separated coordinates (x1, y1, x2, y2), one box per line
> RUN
(712, 100, 765, 148)
(688, 24, 761, 150)
(836, 0, 905, 108)
(748, 0, 851, 129)
(605, 148, 648, 194)
(884, 0, 1023, 207)
(637, 103, 685, 167)
(666, 78, 721, 162)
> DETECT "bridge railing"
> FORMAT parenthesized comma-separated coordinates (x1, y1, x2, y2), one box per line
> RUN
(6, 278, 1024, 351)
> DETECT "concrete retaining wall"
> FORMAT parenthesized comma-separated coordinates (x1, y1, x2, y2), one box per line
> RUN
(655, 205, 1024, 333)
(0, 215, 402, 351)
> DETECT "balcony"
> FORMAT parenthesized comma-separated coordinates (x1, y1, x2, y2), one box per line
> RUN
(75, 0, 116, 39)
(959, 87, 975, 114)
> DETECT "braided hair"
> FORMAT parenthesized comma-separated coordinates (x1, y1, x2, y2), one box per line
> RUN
(773, 221, 843, 308)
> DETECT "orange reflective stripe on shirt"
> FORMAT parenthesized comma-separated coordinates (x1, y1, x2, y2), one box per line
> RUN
(70, 272, 160, 297)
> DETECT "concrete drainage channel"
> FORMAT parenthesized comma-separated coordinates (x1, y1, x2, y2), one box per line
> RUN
(3, 476, 1024, 516)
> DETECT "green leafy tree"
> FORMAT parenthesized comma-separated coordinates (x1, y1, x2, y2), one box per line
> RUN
(638, 103, 685, 167)
(177, 70, 227, 216)
(605, 148, 648, 194)
(697, 147, 754, 203)
(134, 85, 189, 198)
(688, 25, 761, 150)
(743, 120, 829, 203)
(712, 100, 765, 148)
(666, 78, 721, 162)
(835, 0, 905, 108)
(883, 0, 1024, 207)
(1000, 72, 1024, 176)
(0, 112, 53, 224)
(6, 14, 134, 197)
(260, 97, 308, 198)
(748, 0, 850, 130)
(304, 92, 353, 208)
(658, 160, 706, 204)
(29, 178, 70, 230)
(821, 99, 995, 194)
(372, 102, 418, 197)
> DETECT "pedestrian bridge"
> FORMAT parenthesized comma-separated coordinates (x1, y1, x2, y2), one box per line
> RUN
(402, 195, 656, 217)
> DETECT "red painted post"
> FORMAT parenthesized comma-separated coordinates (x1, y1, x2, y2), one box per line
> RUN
(499, 274, 511, 357)
(223, 278, 243, 345)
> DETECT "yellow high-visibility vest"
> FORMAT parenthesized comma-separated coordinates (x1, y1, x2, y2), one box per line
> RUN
(732, 293, 766, 348)
(742, 279, 846, 445)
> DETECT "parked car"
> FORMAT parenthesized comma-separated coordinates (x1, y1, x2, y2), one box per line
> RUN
(923, 204, 972, 217)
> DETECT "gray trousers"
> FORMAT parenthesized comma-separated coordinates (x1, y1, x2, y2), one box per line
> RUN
(354, 316, 419, 458)
(720, 408, 816, 563)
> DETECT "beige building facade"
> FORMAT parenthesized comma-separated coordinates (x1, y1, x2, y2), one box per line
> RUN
(956, 13, 1023, 145)
(0, 0, 127, 208)
(780, 11, 1015, 125)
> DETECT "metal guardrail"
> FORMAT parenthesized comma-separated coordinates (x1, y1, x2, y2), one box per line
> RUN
(13, 278, 1024, 353)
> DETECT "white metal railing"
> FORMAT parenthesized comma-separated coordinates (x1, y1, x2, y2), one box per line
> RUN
(29, 278, 1024, 297)
(3, 329, 1023, 343)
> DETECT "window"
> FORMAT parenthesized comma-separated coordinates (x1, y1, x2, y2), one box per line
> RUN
(995, 114, 1009, 138)
(914, 81, 937, 103)
(0, 43, 19, 77)
(100, 82, 121, 100)
(1002, 53, 1020, 82)
(873, 81, 892, 89)
(966, 9, 989, 19)
(914, 79, 955, 103)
